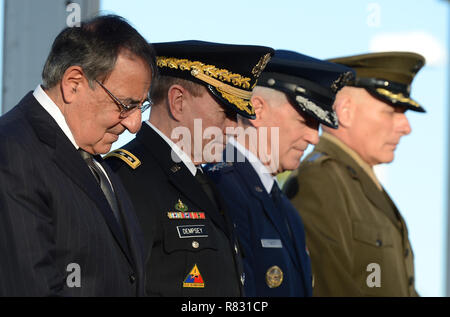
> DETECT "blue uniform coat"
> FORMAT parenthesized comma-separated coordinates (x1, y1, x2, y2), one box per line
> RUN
(206, 144, 312, 297)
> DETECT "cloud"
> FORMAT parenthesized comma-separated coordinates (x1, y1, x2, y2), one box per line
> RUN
(369, 31, 447, 67)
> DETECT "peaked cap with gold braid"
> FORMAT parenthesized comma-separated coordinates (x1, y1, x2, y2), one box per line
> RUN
(153, 40, 274, 119)
(327, 52, 425, 112)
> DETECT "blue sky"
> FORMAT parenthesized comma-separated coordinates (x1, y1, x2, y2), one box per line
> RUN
(101, 0, 449, 296)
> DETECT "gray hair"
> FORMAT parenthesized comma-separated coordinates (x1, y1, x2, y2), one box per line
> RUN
(42, 14, 156, 89)
(238, 86, 287, 126)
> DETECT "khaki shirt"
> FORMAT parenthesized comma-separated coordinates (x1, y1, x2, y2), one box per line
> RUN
(283, 133, 417, 296)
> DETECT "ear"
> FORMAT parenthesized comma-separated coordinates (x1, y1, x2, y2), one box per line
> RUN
(60, 66, 86, 104)
(167, 84, 186, 122)
(334, 89, 354, 128)
(249, 95, 268, 128)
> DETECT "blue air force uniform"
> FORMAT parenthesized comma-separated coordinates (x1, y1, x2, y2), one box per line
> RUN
(206, 140, 312, 296)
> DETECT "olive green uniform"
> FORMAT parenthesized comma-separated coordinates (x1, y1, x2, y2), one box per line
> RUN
(284, 133, 418, 296)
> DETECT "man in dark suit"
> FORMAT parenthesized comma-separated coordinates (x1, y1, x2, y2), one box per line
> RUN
(206, 50, 354, 296)
(0, 15, 155, 296)
(105, 41, 274, 296)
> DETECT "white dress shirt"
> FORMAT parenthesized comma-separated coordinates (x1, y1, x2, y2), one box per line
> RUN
(33, 85, 79, 149)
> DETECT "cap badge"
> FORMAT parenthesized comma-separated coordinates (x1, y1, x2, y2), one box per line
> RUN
(252, 53, 272, 78)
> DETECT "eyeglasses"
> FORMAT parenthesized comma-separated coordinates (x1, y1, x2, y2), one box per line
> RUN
(95, 79, 152, 118)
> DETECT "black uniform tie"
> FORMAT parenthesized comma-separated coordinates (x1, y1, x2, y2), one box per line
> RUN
(270, 181, 282, 202)
(270, 181, 294, 240)
(79, 149, 122, 226)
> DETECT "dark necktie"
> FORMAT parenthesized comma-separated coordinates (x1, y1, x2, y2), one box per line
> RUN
(195, 166, 220, 212)
(270, 181, 282, 202)
(270, 181, 294, 240)
(79, 149, 122, 227)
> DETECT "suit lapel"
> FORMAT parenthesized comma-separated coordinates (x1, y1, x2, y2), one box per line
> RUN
(24, 94, 134, 266)
(102, 161, 144, 276)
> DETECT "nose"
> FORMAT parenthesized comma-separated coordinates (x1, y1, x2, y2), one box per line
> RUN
(121, 110, 142, 134)
(305, 125, 320, 146)
(396, 113, 412, 136)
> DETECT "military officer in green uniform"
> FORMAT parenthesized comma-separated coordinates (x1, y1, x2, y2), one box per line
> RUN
(283, 52, 425, 296)
(105, 41, 274, 296)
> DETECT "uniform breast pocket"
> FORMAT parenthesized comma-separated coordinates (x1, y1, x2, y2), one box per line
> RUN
(163, 221, 218, 253)
(352, 221, 394, 248)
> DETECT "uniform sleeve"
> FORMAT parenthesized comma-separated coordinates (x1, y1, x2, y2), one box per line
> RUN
(0, 137, 66, 296)
(290, 160, 363, 296)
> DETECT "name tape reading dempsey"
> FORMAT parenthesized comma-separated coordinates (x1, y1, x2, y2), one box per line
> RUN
(177, 225, 208, 239)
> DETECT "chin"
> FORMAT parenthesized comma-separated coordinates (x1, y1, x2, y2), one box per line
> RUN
(375, 153, 395, 165)
(280, 159, 300, 172)
(93, 142, 113, 155)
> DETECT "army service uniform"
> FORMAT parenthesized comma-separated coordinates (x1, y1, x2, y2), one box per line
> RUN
(106, 123, 244, 296)
(106, 40, 275, 296)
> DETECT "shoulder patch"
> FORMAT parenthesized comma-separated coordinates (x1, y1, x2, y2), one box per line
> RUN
(104, 148, 141, 169)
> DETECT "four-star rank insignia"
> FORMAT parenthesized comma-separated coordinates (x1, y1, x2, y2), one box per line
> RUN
(183, 264, 205, 288)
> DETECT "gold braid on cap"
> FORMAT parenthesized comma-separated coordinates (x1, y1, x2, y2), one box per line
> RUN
(375, 88, 420, 108)
(157, 56, 254, 115)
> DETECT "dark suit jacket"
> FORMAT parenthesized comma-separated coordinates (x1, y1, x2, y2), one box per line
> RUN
(205, 143, 313, 297)
(283, 134, 417, 296)
(105, 123, 244, 296)
(0, 92, 145, 296)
